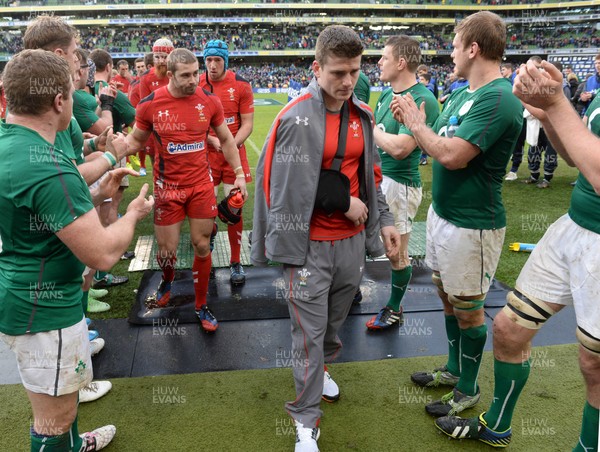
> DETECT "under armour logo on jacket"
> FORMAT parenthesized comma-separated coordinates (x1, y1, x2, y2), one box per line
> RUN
(295, 116, 309, 126)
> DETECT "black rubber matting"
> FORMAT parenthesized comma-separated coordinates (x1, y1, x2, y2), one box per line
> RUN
(128, 260, 511, 325)
(93, 307, 578, 379)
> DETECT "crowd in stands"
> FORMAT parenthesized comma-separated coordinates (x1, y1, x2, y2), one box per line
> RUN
(2, 24, 597, 56)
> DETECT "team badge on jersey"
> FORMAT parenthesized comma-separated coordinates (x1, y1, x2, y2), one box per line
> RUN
(195, 103, 206, 122)
(228, 87, 236, 100)
(350, 121, 360, 138)
(459, 99, 474, 117)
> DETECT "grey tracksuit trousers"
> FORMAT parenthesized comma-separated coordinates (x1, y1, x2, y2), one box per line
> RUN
(282, 231, 365, 428)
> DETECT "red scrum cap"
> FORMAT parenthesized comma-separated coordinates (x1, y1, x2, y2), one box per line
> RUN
(152, 38, 174, 54)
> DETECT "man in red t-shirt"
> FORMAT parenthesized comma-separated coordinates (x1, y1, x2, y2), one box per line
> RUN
(111, 60, 131, 94)
(126, 48, 247, 332)
(138, 41, 173, 176)
(139, 38, 171, 100)
(199, 40, 254, 285)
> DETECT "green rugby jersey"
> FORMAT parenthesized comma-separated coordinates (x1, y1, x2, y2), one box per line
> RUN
(431, 78, 522, 230)
(0, 123, 94, 335)
(375, 83, 439, 187)
(73, 88, 102, 133)
(570, 95, 600, 234)
(55, 117, 85, 165)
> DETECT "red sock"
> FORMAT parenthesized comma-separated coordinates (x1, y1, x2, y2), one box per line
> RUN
(139, 150, 146, 169)
(228, 218, 243, 264)
(193, 254, 211, 310)
(157, 253, 176, 283)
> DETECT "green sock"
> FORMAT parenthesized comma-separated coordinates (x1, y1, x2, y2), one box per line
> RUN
(95, 270, 107, 281)
(386, 266, 412, 312)
(445, 315, 461, 377)
(70, 414, 83, 452)
(30, 430, 70, 451)
(30, 414, 82, 451)
(456, 324, 488, 396)
(81, 290, 89, 314)
(483, 359, 531, 432)
(573, 401, 599, 452)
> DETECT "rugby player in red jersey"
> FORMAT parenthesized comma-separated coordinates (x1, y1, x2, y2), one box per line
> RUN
(126, 48, 247, 332)
(199, 40, 254, 285)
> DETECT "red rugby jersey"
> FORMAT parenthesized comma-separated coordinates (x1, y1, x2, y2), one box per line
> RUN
(199, 70, 254, 150)
(136, 86, 225, 188)
(111, 74, 130, 94)
(139, 67, 169, 101)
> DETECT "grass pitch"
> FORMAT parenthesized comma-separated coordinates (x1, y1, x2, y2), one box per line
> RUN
(0, 344, 583, 451)
(1, 93, 581, 451)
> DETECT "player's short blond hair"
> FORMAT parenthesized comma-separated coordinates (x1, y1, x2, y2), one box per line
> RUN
(385, 35, 421, 73)
(23, 15, 78, 52)
(455, 11, 506, 63)
(167, 48, 198, 75)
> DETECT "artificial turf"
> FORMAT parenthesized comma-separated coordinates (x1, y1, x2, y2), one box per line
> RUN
(0, 344, 583, 451)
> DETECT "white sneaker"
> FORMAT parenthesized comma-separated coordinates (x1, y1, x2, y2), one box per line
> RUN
(504, 171, 518, 181)
(80, 425, 116, 450)
(295, 421, 320, 452)
(322, 370, 339, 402)
(79, 380, 112, 403)
(90, 338, 105, 357)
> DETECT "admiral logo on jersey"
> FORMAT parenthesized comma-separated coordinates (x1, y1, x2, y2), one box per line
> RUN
(167, 141, 205, 154)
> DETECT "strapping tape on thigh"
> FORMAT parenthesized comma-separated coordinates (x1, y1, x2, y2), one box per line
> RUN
(576, 326, 600, 355)
(502, 290, 554, 329)
(431, 273, 444, 295)
(448, 293, 485, 311)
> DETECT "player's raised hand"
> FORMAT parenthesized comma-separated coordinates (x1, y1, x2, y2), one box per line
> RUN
(514, 60, 564, 110)
(126, 183, 154, 220)
(344, 196, 368, 227)
(106, 130, 128, 161)
(95, 126, 110, 152)
(97, 168, 140, 200)
(391, 93, 426, 133)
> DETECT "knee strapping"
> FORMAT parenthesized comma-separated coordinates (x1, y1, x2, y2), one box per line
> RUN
(502, 290, 554, 329)
(448, 294, 486, 311)
(576, 326, 600, 355)
(432, 273, 444, 296)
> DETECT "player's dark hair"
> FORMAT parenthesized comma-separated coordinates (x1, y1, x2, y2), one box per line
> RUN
(74, 48, 89, 66)
(385, 35, 421, 73)
(116, 59, 128, 69)
(90, 49, 113, 72)
(144, 52, 154, 68)
(455, 11, 506, 63)
(315, 25, 363, 66)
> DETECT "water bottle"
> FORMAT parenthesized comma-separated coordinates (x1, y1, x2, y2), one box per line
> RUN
(227, 189, 245, 215)
(447, 115, 459, 138)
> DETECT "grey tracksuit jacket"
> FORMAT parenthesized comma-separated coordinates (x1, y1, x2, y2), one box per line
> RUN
(251, 78, 394, 267)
